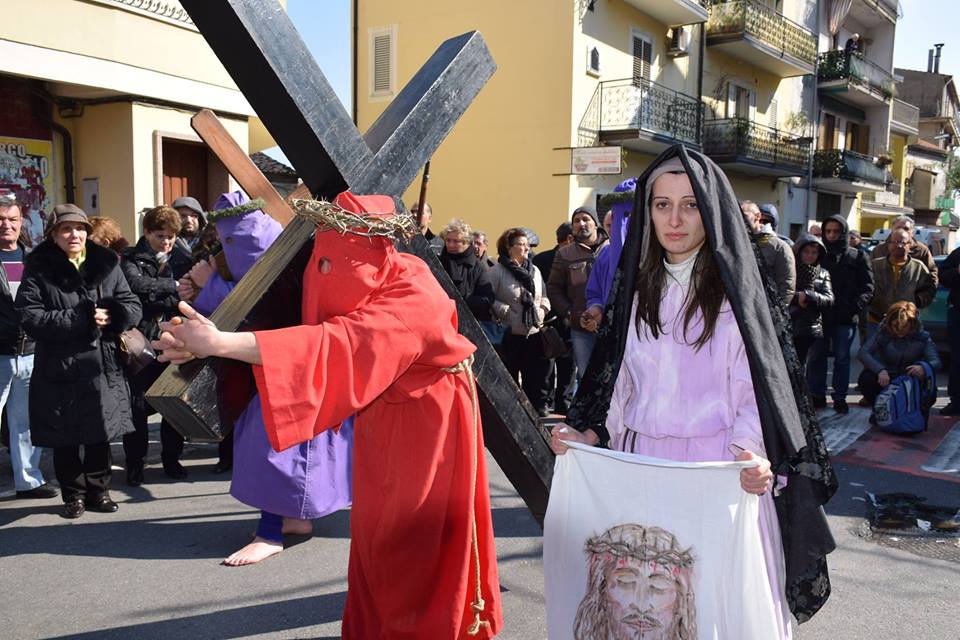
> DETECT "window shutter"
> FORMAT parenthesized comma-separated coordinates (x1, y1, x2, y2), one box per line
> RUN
(372, 32, 392, 93)
(769, 99, 779, 130)
(632, 36, 652, 83)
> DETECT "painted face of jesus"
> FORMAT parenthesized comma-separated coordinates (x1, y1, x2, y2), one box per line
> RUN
(603, 557, 679, 640)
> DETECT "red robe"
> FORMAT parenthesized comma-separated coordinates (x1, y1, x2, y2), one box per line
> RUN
(251, 193, 502, 639)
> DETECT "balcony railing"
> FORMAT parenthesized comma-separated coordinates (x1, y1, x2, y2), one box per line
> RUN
(813, 149, 891, 185)
(892, 99, 920, 132)
(705, 0, 816, 68)
(598, 78, 702, 147)
(703, 118, 810, 169)
(817, 50, 896, 99)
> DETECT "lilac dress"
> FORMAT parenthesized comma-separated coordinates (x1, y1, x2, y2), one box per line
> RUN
(605, 254, 792, 639)
(195, 191, 353, 519)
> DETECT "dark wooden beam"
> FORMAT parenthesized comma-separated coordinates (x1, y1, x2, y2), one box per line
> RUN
(146, 0, 554, 524)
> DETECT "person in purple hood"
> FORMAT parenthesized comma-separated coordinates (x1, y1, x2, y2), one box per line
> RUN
(584, 177, 636, 323)
(187, 191, 353, 566)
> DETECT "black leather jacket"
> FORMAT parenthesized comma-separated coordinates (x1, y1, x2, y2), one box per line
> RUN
(789, 234, 834, 338)
(0, 242, 34, 355)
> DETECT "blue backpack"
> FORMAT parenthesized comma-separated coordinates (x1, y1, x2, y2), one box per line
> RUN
(873, 362, 936, 434)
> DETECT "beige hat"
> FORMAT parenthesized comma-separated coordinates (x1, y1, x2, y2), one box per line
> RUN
(50, 204, 92, 231)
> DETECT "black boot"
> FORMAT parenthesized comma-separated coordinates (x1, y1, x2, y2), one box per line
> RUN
(126, 461, 144, 487)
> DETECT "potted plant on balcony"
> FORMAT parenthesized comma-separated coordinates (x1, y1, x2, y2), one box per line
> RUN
(875, 150, 894, 168)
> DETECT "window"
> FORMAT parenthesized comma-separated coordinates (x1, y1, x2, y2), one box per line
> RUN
(768, 99, 778, 130)
(631, 31, 653, 85)
(587, 45, 601, 77)
(369, 26, 397, 99)
(726, 82, 756, 120)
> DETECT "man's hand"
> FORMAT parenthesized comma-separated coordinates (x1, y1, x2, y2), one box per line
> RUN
(176, 277, 196, 301)
(736, 450, 773, 495)
(906, 364, 925, 379)
(188, 257, 217, 289)
(94, 307, 111, 327)
(878, 370, 891, 386)
(580, 306, 602, 333)
(153, 301, 221, 364)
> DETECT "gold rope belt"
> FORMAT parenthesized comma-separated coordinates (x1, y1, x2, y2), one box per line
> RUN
(444, 355, 490, 636)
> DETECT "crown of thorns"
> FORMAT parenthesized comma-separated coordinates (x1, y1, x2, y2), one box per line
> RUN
(291, 198, 418, 242)
(585, 538, 695, 569)
(206, 198, 267, 222)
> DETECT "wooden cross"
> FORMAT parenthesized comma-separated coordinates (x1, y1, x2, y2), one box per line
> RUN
(146, 0, 555, 523)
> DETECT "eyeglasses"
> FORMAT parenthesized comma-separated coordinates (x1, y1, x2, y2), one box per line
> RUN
(891, 239, 910, 247)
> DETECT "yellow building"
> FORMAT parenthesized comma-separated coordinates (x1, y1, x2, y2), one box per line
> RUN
(354, 0, 711, 246)
(0, 0, 279, 242)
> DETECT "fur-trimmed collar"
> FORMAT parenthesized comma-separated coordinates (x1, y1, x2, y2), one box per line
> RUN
(25, 239, 119, 291)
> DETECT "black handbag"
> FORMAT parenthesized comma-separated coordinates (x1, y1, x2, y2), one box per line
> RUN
(540, 321, 569, 359)
(98, 285, 155, 375)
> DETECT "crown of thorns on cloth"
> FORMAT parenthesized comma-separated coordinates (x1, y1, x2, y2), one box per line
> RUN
(291, 198, 419, 242)
(585, 536, 695, 569)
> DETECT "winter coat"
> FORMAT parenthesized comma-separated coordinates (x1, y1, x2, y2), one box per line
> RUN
(755, 230, 796, 307)
(789, 234, 834, 338)
(16, 240, 142, 447)
(489, 261, 550, 337)
(867, 256, 936, 322)
(438, 247, 495, 321)
(820, 215, 874, 326)
(0, 241, 34, 355)
(547, 238, 607, 328)
(120, 236, 193, 341)
(858, 328, 940, 378)
(872, 239, 938, 288)
(940, 246, 960, 308)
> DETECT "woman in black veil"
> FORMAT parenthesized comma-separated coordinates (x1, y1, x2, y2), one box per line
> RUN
(550, 145, 837, 633)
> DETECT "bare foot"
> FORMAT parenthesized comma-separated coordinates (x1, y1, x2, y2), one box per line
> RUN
(222, 537, 283, 566)
(282, 517, 312, 535)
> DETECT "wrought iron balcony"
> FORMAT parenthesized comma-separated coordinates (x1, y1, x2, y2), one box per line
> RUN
(703, 118, 810, 176)
(812, 149, 891, 191)
(817, 50, 895, 106)
(596, 78, 702, 151)
(891, 99, 919, 136)
(705, 0, 816, 76)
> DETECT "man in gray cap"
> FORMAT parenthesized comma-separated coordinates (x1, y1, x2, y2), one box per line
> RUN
(171, 196, 206, 253)
(547, 206, 608, 381)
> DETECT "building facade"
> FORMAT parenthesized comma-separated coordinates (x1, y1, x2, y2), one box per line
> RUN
(0, 0, 279, 243)
(353, 0, 910, 246)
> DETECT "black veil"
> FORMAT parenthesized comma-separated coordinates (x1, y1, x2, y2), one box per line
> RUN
(566, 144, 837, 621)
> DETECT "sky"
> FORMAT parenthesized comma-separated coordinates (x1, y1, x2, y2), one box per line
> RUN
(892, 0, 960, 73)
(263, 0, 960, 164)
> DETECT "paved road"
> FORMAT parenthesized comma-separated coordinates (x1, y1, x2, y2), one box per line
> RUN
(1, 362, 957, 638)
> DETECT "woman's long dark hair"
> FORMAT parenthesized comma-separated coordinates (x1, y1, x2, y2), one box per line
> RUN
(634, 177, 727, 351)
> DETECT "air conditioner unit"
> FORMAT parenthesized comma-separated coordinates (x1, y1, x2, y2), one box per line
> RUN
(667, 27, 690, 58)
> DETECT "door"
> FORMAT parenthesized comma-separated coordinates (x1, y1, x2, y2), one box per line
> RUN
(162, 140, 207, 209)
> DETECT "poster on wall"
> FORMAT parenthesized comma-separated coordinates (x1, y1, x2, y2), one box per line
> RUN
(0, 136, 54, 246)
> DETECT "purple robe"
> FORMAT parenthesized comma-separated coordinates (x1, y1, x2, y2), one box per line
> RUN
(198, 191, 353, 518)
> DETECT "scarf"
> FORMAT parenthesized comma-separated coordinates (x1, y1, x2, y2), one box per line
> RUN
(565, 145, 838, 623)
(499, 254, 537, 329)
(440, 247, 478, 300)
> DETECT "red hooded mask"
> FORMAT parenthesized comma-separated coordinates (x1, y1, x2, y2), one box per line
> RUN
(302, 192, 398, 323)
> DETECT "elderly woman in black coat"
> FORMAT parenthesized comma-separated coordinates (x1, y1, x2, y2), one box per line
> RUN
(15, 204, 142, 519)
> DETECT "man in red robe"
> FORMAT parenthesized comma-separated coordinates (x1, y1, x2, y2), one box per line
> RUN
(155, 192, 502, 639)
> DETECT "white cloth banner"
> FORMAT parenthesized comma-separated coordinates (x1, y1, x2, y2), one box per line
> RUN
(544, 442, 779, 640)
